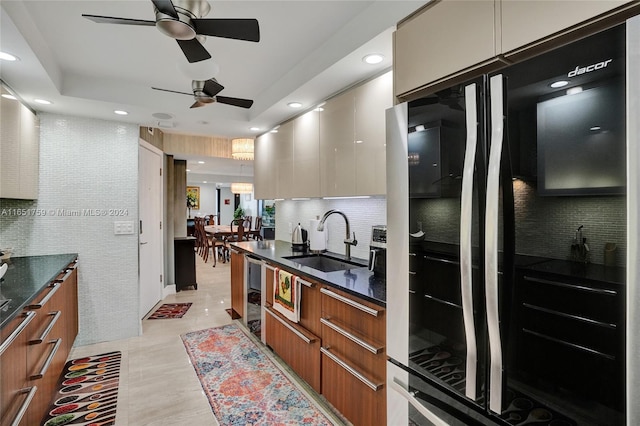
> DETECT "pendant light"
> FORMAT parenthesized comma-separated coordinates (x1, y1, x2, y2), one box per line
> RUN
(231, 138, 254, 160)
(230, 163, 253, 194)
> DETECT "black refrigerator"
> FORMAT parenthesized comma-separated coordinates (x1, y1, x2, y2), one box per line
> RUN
(386, 17, 637, 426)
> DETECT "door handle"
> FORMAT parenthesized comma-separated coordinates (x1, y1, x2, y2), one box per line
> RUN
(140, 242, 148, 245)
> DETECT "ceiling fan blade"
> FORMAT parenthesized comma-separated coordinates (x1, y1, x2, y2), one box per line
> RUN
(150, 0, 178, 19)
(216, 96, 254, 109)
(203, 80, 224, 97)
(176, 39, 211, 63)
(192, 19, 260, 42)
(152, 87, 193, 96)
(82, 14, 156, 26)
(190, 101, 206, 109)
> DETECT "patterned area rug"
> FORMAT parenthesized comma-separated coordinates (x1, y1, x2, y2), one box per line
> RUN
(181, 324, 333, 425)
(42, 351, 121, 426)
(147, 302, 192, 319)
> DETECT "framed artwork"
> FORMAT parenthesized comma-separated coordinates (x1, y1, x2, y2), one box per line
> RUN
(187, 186, 200, 210)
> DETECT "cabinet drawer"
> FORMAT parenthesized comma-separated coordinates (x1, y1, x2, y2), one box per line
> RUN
(264, 306, 321, 393)
(320, 286, 385, 343)
(321, 347, 386, 426)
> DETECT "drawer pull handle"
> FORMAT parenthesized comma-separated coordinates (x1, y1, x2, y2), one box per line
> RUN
(390, 377, 448, 426)
(296, 277, 315, 288)
(28, 282, 61, 309)
(0, 311, 36, 356)
(320, 288, 381, 317)
(522, 303, 616, 329)
(265, 307, 316, 344)
(425, 255, 460, 266)
(523, 276, 617, 296)
(321, 346, 382, 391)
(320, 317, 383, 354)
(409, 271, 417, 275)
(522, 328, 615, 360)
(30, 311, 61, 344)
(10, 386, 38, 426)
(55, 268, 74, 283)
(31, 338, 62, 380)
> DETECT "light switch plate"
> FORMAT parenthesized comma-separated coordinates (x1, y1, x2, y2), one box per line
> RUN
(114, 221, 135, 235)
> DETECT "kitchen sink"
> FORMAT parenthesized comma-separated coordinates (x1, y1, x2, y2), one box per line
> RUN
(283, 254, 367, 273)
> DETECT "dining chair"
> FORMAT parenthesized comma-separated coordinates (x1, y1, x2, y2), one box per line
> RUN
(253, 216, 263, 240)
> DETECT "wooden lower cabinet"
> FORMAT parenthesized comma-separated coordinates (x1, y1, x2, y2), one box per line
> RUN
(230, 250, 244, 319)
(265, 306, 321, 393)
(320, 286, 386, 426)
(0, 259, 78, 426)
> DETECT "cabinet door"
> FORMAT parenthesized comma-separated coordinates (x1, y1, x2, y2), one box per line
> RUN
(230, 250, 244, 318)
(394, 0, 496, 97)
(0, 93, 21, 199)
(0, 311, 33, 426)
(254, 133, 276, 200)
(19, 107, 39, 199)
(354, 72, 392, 196)
(500, 0, 630, 54)
(293, 110, 321, 198)
(274, 121, 294, 199)
(319, 91, 356, 196)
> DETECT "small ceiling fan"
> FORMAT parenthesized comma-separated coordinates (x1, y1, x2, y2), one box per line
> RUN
(152, 79, 254, 109)
(82, 0, 260, 63)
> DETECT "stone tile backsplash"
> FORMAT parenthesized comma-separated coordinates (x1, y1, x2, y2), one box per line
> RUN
(275, 198, 386, 260)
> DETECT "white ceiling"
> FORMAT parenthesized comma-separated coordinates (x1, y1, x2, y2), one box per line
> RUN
(0, 0, 426, 181)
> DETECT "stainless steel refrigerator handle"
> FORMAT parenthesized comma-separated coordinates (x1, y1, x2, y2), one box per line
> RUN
(486, 74, 505, 414)
(460, 82, 479, 401)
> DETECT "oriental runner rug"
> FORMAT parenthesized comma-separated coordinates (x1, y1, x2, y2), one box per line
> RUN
(42, 351, 121, 426)
(181, 324, 334, 425)
(147, 302, 192, 319)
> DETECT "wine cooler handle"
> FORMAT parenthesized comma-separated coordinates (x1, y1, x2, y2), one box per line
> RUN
(460, 82, 479, 400)
(486, 74, 505, 414)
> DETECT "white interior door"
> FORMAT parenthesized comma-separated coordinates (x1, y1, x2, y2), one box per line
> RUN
(139, 141, 163, 317)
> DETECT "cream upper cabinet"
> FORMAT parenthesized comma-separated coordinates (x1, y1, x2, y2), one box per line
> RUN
(319, 91, 356, 197)
(354, 72, 392, 196)
(293, 110, 321, 198)
(394, 0, 497, 97)
(500, 0, 630, 54)
(0, 92, 39, 199)
(254, 132, 276, 200)
(274, 121, 294, 199)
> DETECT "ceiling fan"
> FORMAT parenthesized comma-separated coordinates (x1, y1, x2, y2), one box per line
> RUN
(82, 0, 260, 63)
(152, 79, 254, 109)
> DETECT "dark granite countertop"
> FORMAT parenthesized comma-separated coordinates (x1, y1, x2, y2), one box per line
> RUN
(0, 254, 78, 329)
(230, 240, 386, 307)
(410, 240, 624, 285)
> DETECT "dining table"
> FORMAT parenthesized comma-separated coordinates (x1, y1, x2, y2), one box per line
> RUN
(204, 225, 261, 239)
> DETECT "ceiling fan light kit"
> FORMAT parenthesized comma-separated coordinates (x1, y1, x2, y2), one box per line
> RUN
(82, 0, 260, 63)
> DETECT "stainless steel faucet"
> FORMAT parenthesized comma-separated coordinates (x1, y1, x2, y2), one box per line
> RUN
(317, 209, 357, 260)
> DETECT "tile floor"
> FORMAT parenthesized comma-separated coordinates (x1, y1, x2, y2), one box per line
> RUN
(68, 253, 346, 425)
(68, 255, 229, 425)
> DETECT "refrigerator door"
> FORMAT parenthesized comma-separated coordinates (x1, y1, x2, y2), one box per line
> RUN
(403, 77, 488, 405)
(489, 22, 627, 425)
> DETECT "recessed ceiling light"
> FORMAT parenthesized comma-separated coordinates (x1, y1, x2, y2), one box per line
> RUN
(550, 80, 569, 88)
(363, 54, 384, 64)
(270, 129, 279, 133)
(114, 110, 128, 115)
(287, 102, 302, 108)
(590, 126, 601, 131)
(0, 51, 19, 61)
(152, 112, 174, 120)
(1, 94, 17, 100)
(186, 169, 191, 172)
(203, 181, 208, 184)
(314, 107, 324, 112)
(34, 99, 52, 105)
(250, 127, 260, 131)
(198, 161, 205, 164)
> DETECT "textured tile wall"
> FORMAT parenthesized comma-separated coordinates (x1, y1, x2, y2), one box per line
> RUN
(275, 198, 386, 260)
(409, 180, 626, 266)
(0, 113, 140, 345)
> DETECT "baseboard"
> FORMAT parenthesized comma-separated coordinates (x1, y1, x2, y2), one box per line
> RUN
(163, 284, 176, 298)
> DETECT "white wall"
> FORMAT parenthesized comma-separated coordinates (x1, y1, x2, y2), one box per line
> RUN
(275, 197, 386, 260)
(219, 186, 235, 225)
(0, 113, 139, 346)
